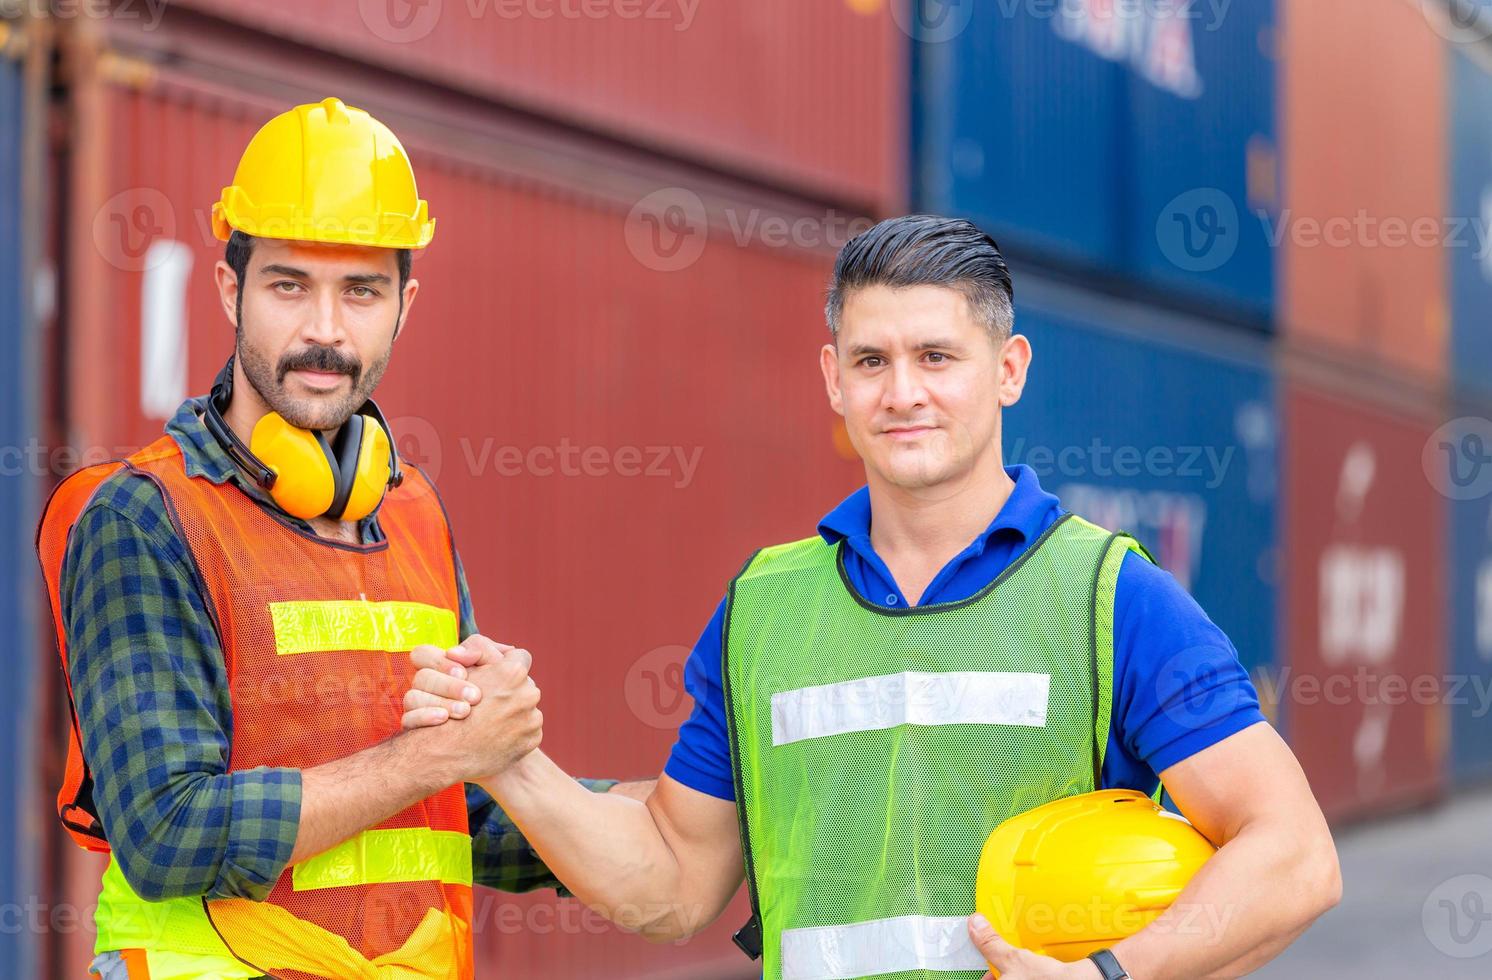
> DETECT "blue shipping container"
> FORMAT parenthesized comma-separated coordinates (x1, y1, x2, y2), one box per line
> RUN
(912, 0, 1278, 321)
(1008, 284, 1281, 700)
(1447, 411, 1492, 787)
(1450, 48, 1492, 402)
(0, 37, 37, 980)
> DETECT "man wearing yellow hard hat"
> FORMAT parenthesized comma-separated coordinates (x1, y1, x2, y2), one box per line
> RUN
(404, 216, 1341, 978)
(38, 97, 642, 980)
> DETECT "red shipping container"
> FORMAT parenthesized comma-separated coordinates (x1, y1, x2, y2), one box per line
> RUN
(1279, 0, 1449, 382)
(146, 0, 904, 214)
(1281, 378, 1448, 823)
(52, 38, 868, 978)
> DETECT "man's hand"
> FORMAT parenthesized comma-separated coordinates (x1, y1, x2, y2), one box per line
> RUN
(402, 636, 514, 728)
(968, 915, 1099, 980)
(406, 635, 543, 782)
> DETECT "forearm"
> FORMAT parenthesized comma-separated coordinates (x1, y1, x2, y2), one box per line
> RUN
(1199, 919, 1313, 980)
(289, 728, 464, 865)
(480, 752, 707, 938)
(1110, 821, 1339, 979)
(466, 778, 653, 892)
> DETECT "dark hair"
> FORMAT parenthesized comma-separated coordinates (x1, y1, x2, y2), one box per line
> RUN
(825, 215, 1015, 340)
(224, 230, 413, 322)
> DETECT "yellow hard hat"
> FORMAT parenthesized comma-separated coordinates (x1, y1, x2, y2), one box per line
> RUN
(211, 97, 435, 249)
(974, 790, 1216, 963)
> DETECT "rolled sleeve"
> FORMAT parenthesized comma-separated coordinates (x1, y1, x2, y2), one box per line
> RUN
(64, 477, 302, 901)
(663, 598, 736, 801)
(1110, 551, 1266, 783)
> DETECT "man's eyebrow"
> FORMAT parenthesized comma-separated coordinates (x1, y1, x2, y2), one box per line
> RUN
(256, 266, 392, 286)
(912, 338, 960, 351)
(845, 338, 961, 356)
(258, 263, 310, 278)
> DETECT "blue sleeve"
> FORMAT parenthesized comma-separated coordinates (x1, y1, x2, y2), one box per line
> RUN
(663, 598, 736, 801)
(1102, 550, 1267, 792)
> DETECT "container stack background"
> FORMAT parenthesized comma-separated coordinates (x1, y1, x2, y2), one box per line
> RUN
(2, 0, 1490, 976)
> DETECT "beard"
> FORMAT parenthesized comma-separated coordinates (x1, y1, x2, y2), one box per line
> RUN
(236, 322, 393, 431)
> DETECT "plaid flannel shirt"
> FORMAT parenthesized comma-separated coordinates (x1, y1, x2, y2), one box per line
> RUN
(60, 396, 611, 906)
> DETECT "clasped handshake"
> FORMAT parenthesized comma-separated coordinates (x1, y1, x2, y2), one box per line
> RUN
(399, 635, 545, 783)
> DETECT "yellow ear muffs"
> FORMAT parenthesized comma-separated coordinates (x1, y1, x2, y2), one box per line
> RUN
(249, 412, 338, 520)
(340, 418, 392, 522)
(246, 410, 396, 522)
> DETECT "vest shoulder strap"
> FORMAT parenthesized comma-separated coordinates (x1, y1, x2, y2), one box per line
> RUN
(735, 535, 833, 586)
(35, 436, 183, 852)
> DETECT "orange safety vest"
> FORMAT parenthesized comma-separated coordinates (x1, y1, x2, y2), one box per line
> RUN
(38, 434, 475, 980)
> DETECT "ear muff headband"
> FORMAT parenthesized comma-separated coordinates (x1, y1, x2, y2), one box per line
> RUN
(204, 356, 401, 522)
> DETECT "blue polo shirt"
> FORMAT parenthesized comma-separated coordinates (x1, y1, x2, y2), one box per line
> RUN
(664, 465, 1266, 800)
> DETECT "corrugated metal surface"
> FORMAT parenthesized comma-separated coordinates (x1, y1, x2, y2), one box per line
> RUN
(56, 51, 865, 978)
(1280, 0, 1448, 382)
(139, 0, 904, 213)
(1443, 405, 1492, 787)
(912, 5, 1125, 273)
(1013, 284, 1281, 714)
(0, 26, 39, 980)
(1281, 381, 1447, 822)
(1450, 47, 1492, 403)
(912, 0, 1278, 320)
(1124, 0, 1279, 319)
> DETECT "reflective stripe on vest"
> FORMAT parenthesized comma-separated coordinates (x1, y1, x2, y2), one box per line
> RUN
(724, 514, 1147, 980)
(269, 599, 459, 656)
(780, 914, 989, 979)
(770, 670, 1052, 746)
(95, 828, 476, 975)
(44, 435, 475, 980)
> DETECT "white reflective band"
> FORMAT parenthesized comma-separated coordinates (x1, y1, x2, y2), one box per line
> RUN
(770, 670, 1050, 747)
(780, 914, 987, 980)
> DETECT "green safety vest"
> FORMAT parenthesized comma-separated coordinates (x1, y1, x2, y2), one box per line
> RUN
(723, 513, 1148, 980)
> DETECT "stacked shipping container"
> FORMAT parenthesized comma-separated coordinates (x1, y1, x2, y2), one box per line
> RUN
(0, 17, 42, 980)
(1277, 0, 1454, 818)
(912, 0, 1280, 321)
(913, 0, 1487, 822)
(28, 0, 1492, 973)
(910, 0, 1288, 785)
(1280, 384, 1448, 820)
(1011, 286, 1281, 712)
(160, 0, 904, 214)
(1447, 43, 1492, 788)
(1280, 0, 1449, 384)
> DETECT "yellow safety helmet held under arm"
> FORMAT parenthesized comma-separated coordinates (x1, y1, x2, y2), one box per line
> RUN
(211, 97, 435, 249)
(975, 790, 1218, 963)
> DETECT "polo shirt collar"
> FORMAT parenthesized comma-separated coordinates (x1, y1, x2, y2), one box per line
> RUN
(816, 464, 1059, 553)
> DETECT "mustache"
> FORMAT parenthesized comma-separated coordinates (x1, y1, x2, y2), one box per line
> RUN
(277, 347, 361, 386)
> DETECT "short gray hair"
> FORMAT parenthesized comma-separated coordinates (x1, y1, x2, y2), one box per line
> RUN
(825, 215, 1015, 340)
